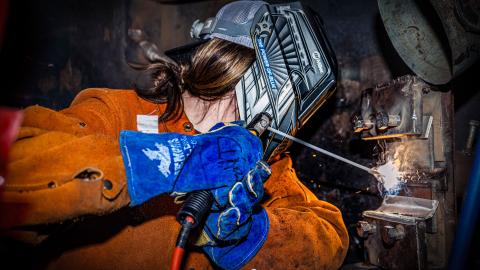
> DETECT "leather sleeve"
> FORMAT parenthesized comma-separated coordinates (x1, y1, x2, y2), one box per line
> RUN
(245, 155, 349, 269)
(0, 89, 137, 236)
(1, 87, 348, 269)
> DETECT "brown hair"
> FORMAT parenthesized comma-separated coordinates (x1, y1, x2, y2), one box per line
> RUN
(135, 38, 255, 121)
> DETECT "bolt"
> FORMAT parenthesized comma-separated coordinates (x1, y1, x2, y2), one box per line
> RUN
(387, 114, 401, 127)
(376, 111, 389, 130)
(381, 224, 405, 245)
(376, 112, 401, 130)
(353, 115, 365, 133)
(353, 115, 374, 133)
(356, 221, 376, 238)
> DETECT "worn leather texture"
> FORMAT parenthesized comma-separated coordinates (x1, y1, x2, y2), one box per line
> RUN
(0, 88, 349, 269)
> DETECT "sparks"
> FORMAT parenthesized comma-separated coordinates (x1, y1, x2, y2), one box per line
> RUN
(373, 159, 405, 195)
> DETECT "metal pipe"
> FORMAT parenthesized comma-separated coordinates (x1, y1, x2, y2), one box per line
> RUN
(449, 134, 480, 270)
(464, 120, 480, 155)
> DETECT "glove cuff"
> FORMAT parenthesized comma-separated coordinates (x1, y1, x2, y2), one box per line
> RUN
(203, 207, 270, 270)
(119, 130, 197, 206)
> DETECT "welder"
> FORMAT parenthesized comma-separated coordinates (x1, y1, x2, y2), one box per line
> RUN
(0, 1, 348, 269)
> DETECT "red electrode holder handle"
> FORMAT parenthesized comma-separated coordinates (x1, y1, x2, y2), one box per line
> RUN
(170, 112, 272, 270)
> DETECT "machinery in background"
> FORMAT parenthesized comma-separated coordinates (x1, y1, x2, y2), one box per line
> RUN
(352, 75, 455, 269)
(378, 0, 480, 85)
(356, 0, 480, 267)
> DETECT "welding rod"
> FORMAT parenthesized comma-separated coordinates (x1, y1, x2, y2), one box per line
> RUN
(267, 127, 376, 175)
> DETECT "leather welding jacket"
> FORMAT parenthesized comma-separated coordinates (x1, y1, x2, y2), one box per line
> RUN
(0, 88, 348, 269)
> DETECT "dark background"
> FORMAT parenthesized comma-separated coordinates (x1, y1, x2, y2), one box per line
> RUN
(0, 0, 479, 268)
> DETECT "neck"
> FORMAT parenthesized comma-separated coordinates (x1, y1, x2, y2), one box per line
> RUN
(182, 91, 239, 133)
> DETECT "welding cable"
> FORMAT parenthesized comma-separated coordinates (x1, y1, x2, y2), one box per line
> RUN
(170, 247, 185, 270)
(172, 190, 213, 270)
(170, 215, 195, 270)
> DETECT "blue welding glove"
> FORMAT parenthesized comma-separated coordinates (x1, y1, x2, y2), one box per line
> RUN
(201, 159, 271, 270)
(119, 122, 264, 205)
(201, 156, 270, 242)
(120, 122, 271, 269)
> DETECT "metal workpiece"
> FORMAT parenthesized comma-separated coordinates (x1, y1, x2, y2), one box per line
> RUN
(363, 195, 439, 223)
(354, 75, 426, 140)
(378, 0, 480, 85)
(360, 196, 438, 269)
(354, 76, 456, 269)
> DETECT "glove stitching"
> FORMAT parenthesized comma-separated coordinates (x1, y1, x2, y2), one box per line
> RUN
(121, 143, 137, 200)
(202, 123, 236, 135)
(258, 160, 272, 174)
(228, 182, 243, 206)
(216, 207, 241, 239)
(208, 246, 218, 264)
(245, 171, 257, 198)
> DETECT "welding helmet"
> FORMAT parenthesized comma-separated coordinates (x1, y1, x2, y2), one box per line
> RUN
(167, 1, 337, 160)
